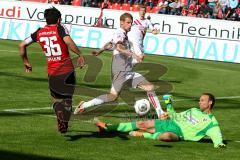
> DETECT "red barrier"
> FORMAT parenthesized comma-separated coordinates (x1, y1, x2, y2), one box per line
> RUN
(21, 0, 48, 2)
(72, 0, 81, 6)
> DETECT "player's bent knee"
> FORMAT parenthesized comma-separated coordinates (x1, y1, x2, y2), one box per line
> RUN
(141, 83, 154, 92)
(136, 121, 145, 129)
(147, 84, 155, 91)
(136, 121, 153, 130)
(157, 132, 179, 142)
(107, 93, 118, 102)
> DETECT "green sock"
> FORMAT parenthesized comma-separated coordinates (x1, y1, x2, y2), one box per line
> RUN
(143, 132, 161, 140)
(106, 122, 137, 132)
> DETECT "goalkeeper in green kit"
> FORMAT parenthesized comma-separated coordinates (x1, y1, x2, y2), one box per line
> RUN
(95, 93, 226, 148)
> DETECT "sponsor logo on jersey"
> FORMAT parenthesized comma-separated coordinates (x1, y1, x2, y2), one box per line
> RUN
(47, 56, 61, 62)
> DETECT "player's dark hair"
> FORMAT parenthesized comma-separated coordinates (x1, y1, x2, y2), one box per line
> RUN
(120, 13, 133, 22)
(44, 7, 61, 25)
(202, 93, 215, 109)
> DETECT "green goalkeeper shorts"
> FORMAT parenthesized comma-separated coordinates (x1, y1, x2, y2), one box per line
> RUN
(154, 119, 183, 140)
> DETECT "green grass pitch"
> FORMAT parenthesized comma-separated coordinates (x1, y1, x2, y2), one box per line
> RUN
(0, 39, 240, 160)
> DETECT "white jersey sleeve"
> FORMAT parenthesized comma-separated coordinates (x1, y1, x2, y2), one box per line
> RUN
(24, 36, 34, 45)
(112, 29, 125, 44)
(112, 28, 129, 55)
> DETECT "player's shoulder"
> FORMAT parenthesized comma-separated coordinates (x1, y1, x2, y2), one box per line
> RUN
(189, 108, 206, 114)
(33, 27, 42, 33)
(58, 24, 68, 30)
(139, 18, 151, 24)
(115, 28, 125, 34)
(39, 25, 56, 33)
(30, 27, 42, 41)
(190, 107, 199, 111)
(208, 114, 217, 121)
(113, 28, 126, 38)
(57, 24, 70, 37)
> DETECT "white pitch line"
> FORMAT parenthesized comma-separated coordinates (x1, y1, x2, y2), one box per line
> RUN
(3, 107, 51, 112)
(2, 95, 240, 113)
(198, 67, 239, 72)
(216, 96, 240, 99)
(4, 109, 56, 118)
(2, 108, 93, 123)
(0, 49, 43, 54)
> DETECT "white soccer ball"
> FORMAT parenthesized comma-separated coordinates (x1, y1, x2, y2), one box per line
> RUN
(134, 99, 150, 116)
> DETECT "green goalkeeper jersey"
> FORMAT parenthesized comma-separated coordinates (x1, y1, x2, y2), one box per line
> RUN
(167, 105, 223, 147)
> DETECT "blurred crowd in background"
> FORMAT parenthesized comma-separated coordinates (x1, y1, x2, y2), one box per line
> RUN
(11, 0, 240, 21)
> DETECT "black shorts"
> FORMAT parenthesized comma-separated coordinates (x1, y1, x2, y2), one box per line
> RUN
(48, 71, 76, 99)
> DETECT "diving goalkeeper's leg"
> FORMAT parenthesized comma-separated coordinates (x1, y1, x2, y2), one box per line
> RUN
(129, 131, 179, 141)
(95, 120, 155, 133)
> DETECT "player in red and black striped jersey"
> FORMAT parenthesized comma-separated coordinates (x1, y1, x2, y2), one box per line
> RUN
(19, 7, 85, 133)
(30, 24, 74, 75)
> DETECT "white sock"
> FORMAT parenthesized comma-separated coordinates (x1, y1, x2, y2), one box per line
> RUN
(147, 91, 164, 118)
(83, 94, 108, 109)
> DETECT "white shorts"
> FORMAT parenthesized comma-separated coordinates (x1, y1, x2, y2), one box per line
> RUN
(110, 71, 149, 94)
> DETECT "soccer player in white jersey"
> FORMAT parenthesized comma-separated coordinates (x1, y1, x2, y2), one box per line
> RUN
(74, 13, 165, 119)
(128, 5, 159, 64)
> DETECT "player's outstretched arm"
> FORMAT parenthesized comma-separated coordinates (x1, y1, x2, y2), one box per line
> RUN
(205, 125, 226, 148)
(146, 27, 160, 35)
(92, 42, 113, 56)
(19, 41, 32, 73)
(151, 29, 160, 35)
(63, 36, 85, 68)
(92, 48, 105, 56)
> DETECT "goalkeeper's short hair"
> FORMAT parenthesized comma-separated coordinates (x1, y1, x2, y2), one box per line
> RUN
(202, 93, 215, 109)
